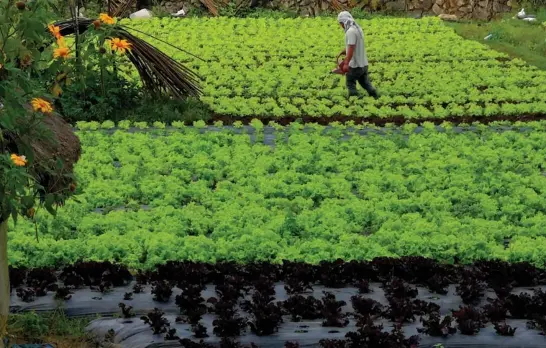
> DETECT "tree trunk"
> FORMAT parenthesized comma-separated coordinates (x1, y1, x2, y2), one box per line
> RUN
(0, 219, 8, 348)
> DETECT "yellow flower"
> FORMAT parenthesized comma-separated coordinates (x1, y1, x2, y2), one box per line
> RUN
(10, 154, 27, 167)
(110, 38, 132, 54)
(31, 98, 53, 114)
(53, 46, 70, 59)
(48, 24, 62, 39)
(99, 13, 116, 25)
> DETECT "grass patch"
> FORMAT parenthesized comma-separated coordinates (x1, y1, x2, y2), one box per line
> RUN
(7, 310, 95, 348)
(449, 10, 546, 69)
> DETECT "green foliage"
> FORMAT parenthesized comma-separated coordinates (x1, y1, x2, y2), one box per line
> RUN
(49, 0, 103, 19)
(121, 16, 546, 119)
(57, 61, 212, 124)
(58, 73, 140, 122)
(8, 309, 92, 340)
(8, 312, 48, 339)
(41, 16, 212, 125)
(128, 96, 212, 124)
(217, 5, 300, 18)
(240, 8, 299, 18)
(8, 122, 546, 268)
(0, 0, 71, 223)
(450, 11, 546, 70)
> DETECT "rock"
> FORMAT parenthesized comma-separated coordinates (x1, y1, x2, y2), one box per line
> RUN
(438, 13, 459, 20)
(144, 0, 514, 19)
(473, 6, 492, 18)
(432, 3, 443, 13)
(422, 0, 433, 9)
(129, 8, 153, 19)
(493, 1, 509, 12)
(320, 0, 329, 10)
(385, 0, 406, 11)
(459, 5, 472, 12)
(409, 9, 424, 17)
(456, 0, 466, 7)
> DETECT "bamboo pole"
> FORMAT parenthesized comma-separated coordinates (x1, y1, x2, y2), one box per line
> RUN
(0, 219, 9, 348)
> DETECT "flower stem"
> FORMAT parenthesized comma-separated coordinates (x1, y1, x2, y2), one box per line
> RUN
(0, 219, 8, 348)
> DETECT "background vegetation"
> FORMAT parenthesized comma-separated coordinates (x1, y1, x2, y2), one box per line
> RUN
(450, 10, 546, 70)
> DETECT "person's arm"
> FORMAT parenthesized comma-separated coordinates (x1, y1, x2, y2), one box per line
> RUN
(342, 29, 358, 73)
(343, 45, 355, 73)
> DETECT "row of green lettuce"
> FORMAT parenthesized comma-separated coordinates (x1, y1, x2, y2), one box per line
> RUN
(8, 122, 546, 268)
(118, 17, 546, 119)
(74, 119, 546, 131)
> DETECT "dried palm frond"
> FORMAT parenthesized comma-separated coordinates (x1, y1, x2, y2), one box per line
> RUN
(330, 0, 345, 11)
(201, 0, 220, 16)
(108, 0, 137, 18)
(54, 18, 202, 98)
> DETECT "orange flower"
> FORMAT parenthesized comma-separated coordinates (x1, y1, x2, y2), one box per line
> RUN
(31, 98, 53, 114)
(10, 154, 27, 167)
(110, 38, 132, 54)
(54, 46, 70, 59)
(99, 13, 116, 25)
(48, 24, 62, 39)
(56, 36, 66, 47)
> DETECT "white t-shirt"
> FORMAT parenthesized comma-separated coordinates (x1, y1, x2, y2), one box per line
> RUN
(345, 26, 368, 68)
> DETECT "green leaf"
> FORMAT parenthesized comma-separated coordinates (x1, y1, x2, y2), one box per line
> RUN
(21, 195, 34, 209)
(11, 208, 17, 225)
(44, 194, 57, 216)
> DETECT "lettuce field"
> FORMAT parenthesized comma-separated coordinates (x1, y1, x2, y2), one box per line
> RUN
(8, 15, 546, 347)
(9, 121, 546, 268)
(122, 17, 546, 120)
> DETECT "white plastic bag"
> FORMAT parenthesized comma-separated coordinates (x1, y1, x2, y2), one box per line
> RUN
(129, 9, 153, 19)
(171, 9, 186, 17)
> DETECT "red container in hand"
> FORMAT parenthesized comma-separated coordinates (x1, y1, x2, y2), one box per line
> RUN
(331, 56, 345, 75)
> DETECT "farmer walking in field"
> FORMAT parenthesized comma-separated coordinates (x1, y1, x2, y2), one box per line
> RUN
(336, 11, 379, 99)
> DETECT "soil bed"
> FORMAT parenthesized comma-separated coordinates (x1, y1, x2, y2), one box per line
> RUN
(209, 113, 546, 127)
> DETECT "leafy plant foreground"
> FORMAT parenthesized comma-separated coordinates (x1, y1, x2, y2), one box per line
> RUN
(10, 258, 546, 346)
(7, 122, 546, 268)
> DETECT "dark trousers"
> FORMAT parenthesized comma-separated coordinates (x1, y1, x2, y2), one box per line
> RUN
(346, 66, 378, 98)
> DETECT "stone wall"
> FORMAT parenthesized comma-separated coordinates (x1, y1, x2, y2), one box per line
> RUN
(431, 0, 511, 19)
(157, 0, 512, 19)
